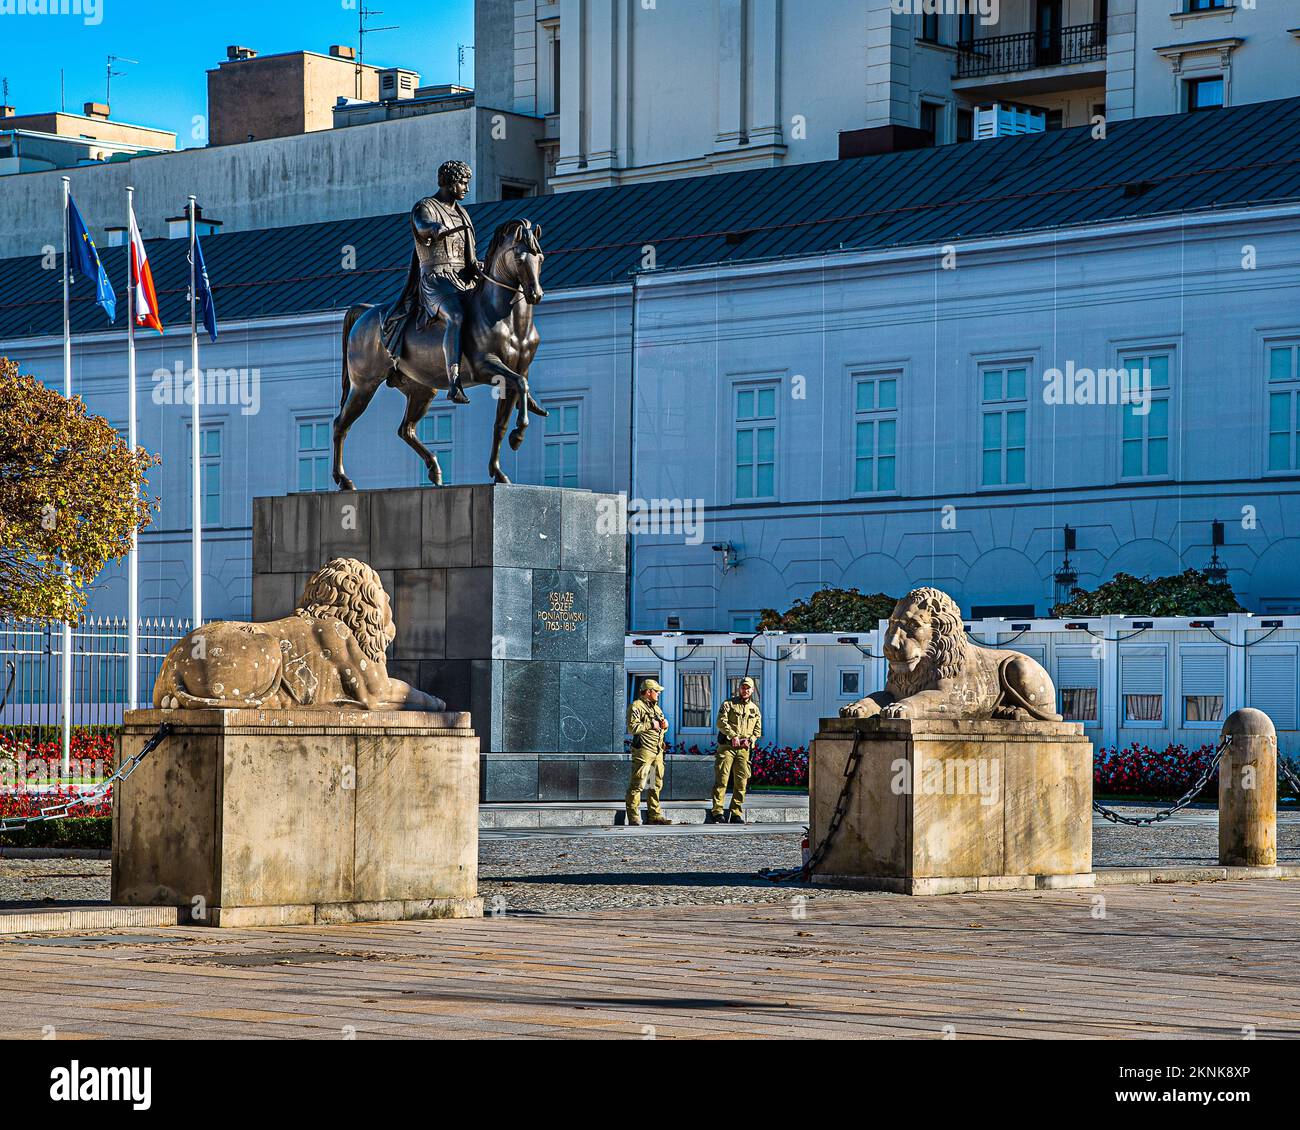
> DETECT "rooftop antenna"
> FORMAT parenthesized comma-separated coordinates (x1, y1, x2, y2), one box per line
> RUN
(106, 54, 138, 107)
(457, 43, 475, 87)
(356, 5, 398, 99)
(60, 68, 65, 111)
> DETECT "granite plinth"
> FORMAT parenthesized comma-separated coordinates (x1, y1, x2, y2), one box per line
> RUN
(112, 709, 482, 926)
(253, 485, 626, 768)
(809, 716, 1093, 895)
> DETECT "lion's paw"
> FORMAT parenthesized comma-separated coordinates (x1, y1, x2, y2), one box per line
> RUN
(880, 701, 913, 720)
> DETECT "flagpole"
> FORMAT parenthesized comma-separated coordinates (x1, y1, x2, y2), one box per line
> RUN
(189, 196, 202, 629)
(126, 186, 139, 712)
(60, 177, 72, 777)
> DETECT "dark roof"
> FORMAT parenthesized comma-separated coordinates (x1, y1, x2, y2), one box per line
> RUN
(4, 97, 1300, 341)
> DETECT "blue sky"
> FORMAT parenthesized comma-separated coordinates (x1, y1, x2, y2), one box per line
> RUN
(0, 0, 476, 146)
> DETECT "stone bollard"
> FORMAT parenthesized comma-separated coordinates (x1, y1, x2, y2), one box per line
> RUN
(1218, 708, 1277, 868)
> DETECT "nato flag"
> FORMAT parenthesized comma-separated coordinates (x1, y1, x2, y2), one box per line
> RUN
(67, 194, 116, 323)
(192, 232, 218, 343)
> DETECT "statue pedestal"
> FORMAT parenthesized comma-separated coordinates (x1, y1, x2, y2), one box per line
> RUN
(252, 484, 627, 800)
(112, 709, 482, 927)
(809, 717, 1094, 895)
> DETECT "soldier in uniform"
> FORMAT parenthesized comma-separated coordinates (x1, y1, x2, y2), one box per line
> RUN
(625, 678, 673, 827)
(711, 675, 762, 824)
(380, 159, 482, 405)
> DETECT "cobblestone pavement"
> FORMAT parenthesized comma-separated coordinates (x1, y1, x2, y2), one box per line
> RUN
(1, 808, 1297, 914)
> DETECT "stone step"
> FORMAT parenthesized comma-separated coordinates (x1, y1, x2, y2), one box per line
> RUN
(0, 905, 179, 936)
(478, 793, 809, 829)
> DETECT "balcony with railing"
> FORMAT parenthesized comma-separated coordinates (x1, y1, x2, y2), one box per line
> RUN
(957, 22, 1108, 82)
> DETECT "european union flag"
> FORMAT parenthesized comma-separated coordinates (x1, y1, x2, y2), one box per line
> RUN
(67, 194, 116, 323)
(192, 232, 218, 343)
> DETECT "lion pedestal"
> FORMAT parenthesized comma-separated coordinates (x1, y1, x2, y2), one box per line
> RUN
(814, 586, 1093, 895)
(112, 707, 482, 927)
(810, 716, 1093, 895)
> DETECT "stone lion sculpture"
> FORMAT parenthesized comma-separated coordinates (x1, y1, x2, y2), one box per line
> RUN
(153, 558, 445, 712)
(840, 586, 1060, 722)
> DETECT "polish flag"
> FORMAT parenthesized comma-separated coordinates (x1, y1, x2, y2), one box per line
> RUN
(128, 207, 164, 333)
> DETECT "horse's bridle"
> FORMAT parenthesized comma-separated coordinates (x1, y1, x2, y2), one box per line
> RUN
(481, 271, 523, 295)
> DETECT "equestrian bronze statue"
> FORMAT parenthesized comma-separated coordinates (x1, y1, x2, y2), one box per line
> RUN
(332, 160, 547, 489)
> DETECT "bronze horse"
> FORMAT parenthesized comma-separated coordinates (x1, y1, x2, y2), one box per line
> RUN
(332, 219, 547, 489)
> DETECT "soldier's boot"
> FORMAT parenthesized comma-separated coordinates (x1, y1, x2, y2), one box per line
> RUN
(705, 810, 725, 824)
(645, 814, 673, 826)
(625, 809, 642, 827)
(446, 364, 471, 405)
(728, 810, 746, 825)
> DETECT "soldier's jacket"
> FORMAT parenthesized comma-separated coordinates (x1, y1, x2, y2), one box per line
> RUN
(717, 697, 762, 744)
(627, 698, 667, 756)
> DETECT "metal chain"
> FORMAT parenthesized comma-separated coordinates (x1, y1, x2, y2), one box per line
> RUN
(0, 722, 172, 834)
(1278, 754, 1300, 799)
(761, 727, 865, 883)
(1092, 734, 1231, 828)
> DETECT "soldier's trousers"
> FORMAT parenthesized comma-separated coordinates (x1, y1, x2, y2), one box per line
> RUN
(712, 744, 751, 816)
(626, 747, 665, 819)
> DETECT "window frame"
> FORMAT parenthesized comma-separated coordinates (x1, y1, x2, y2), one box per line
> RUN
(1179, 643, 1227, 729)
(1185, 74, 1225, 112)
(978, 361, 1030, 489)
(677, 666, 715, 733)
(187, 421, 225, 528)
(294, 415, 333, 494)
(415, 410, 456, 486)
(1054, 646, 1102, 728)
(1119, 645, 1168, 729)
(732, 380, 780, 503)
(837, 666, 864, 701)
(1118, 348, 1174, 482)
(851, 370, 900, 497)
(542, 398, 583, 489)
(787, 666, 813, 700)
(1265, 339, 1300, 475)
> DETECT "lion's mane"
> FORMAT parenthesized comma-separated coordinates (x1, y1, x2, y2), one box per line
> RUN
(295, 558, 391, 665)
(884, 586, 970, 698)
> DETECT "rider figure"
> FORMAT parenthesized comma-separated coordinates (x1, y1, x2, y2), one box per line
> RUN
(380, 160, 483, 405)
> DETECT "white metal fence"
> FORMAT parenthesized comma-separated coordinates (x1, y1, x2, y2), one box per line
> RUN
(0, 618, 191, 738)
(6, 613, 1297, 761)
(625, 614, 1300, 757)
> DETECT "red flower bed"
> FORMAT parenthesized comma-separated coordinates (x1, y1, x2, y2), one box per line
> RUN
(0, 731, 115, 764)
(0, 790, 111, 819)
(1093, 742, 1218, 798)
(750, 744, 808, 788)
(631, 740, 809, 788)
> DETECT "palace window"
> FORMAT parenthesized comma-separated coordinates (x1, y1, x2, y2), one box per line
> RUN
(1120, 352, 1171, 479)
(1268, 342, 1300, 472)
(1185, 75, 1224, 112)
(734, 385, 777, 501)
(980, 365, 1027, 487)
(199, 426, 222, 526)
(416, 412, 455, 485)
(296, 418, 332, 493)
(853, 373, 898, 494)
(543, 401, 581, 488)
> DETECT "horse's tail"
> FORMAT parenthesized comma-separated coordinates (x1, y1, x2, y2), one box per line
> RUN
(340, 304, 372, 407)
